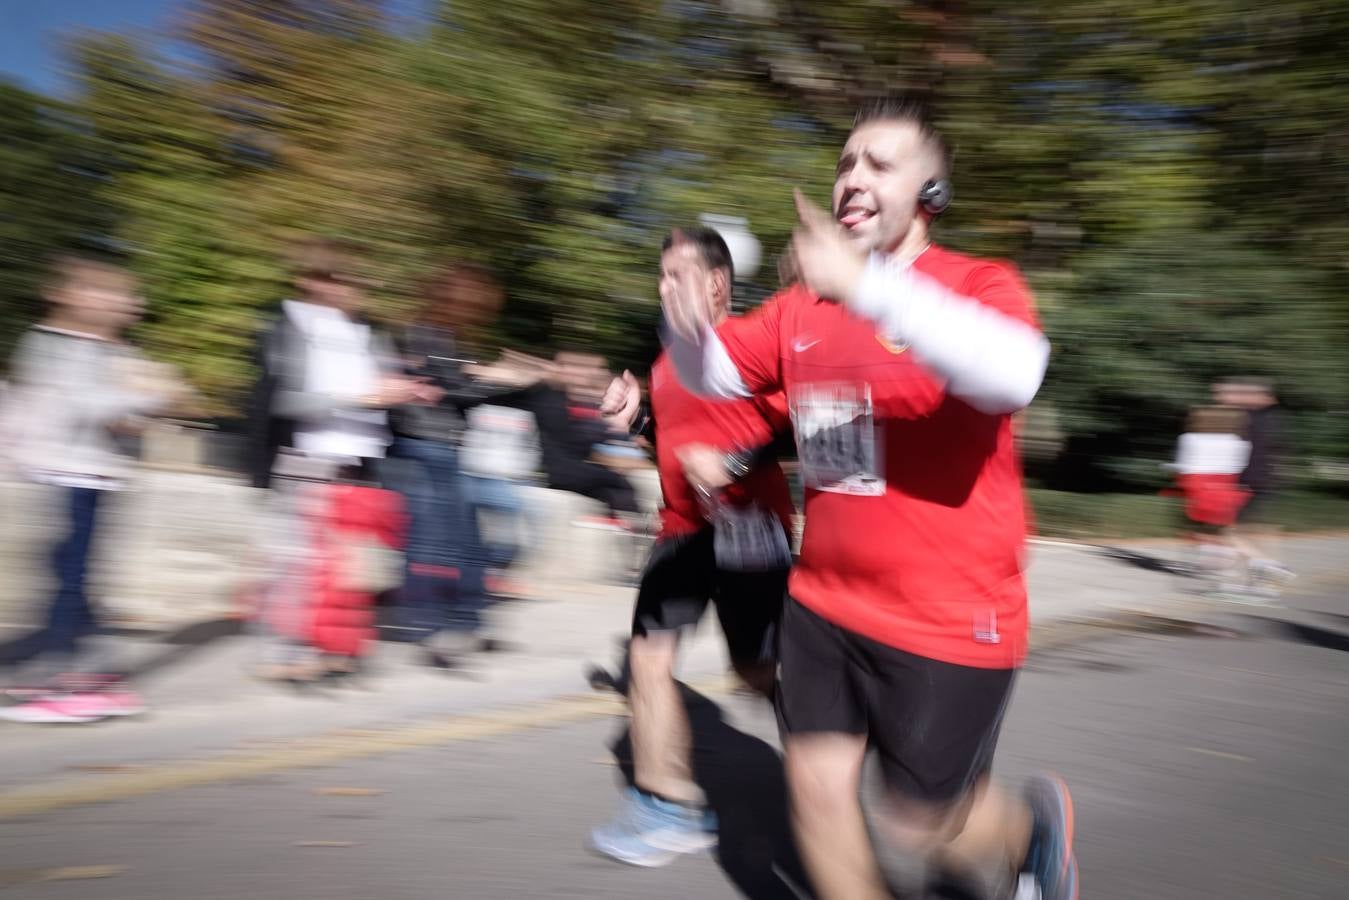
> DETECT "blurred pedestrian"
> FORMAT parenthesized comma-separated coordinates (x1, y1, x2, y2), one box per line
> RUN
(526, 350, 642, 528)
(1214, 377, 1295, 585)
(386, 264, 545, 667)
(459, 400, 540, 597)
(246, 238, 429, 683)
(1168, 405, 1251, 577)
(0, 256, 182, 723)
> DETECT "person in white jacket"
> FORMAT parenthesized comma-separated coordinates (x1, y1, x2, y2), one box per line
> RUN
(1, 256, 182, 724)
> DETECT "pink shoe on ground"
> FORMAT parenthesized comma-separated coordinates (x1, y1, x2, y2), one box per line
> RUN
(0, 694, 104, 724)
(78, 688, 147, 718)
(0, 688, 146, 724)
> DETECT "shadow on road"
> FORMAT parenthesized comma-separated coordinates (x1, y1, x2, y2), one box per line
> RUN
(604, 682, 991, 900)
(1095, 546, 1193, 577)
(0, 617, 244, 676)
(120, 617, 246, 678)
(1237, 615, 1349, 654)
(607, 683, 811, 900)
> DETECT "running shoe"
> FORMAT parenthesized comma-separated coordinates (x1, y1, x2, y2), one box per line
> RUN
(1017, 775, 1078, 900)
(589, 786, 718, 867)
(1251, 559, 1296, 582)
(1212, 582, 1283, 607)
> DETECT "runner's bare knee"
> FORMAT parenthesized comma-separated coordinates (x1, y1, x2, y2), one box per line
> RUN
(785, 735, 866, 821)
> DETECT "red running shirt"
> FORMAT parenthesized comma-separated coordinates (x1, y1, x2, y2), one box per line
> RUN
(649, 352, 794, 540)
(718, 245, 1039, 668)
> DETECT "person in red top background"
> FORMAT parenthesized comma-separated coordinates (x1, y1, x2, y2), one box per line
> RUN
(664, 96, 1075, 900)
(588, 226, 796, 868)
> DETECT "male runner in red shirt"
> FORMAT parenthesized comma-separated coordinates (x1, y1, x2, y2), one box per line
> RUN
(664, 96, 1075, 899)
(589, 227, 795, 867)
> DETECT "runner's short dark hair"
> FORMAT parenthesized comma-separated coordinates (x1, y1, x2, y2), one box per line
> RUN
(1219, 376, 1274, 394)
(289, 236, 364, 283)
(852, 93, 952, 178)
(1188, 405, 1247, 436)
(662, 227, 735, 283)
(44, 255, 135, 297)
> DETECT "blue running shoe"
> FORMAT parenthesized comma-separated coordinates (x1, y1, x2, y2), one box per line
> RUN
(1017, 775, 1078, 900)
(589, 787, 718, 867)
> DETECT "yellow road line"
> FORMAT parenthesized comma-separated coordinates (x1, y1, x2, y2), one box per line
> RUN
(0, 674, 738, 821)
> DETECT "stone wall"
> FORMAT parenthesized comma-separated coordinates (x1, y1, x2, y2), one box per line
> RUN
(0, 470, 257, 630)
(1, 447, 663, 631)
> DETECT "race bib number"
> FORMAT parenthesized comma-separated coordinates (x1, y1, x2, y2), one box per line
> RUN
(790, 382, 885, 496)
(713, 504, 792, 572)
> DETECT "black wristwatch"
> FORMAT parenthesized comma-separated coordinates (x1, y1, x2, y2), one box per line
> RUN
(723, 448, 753, 481)
(628, 405, 654, 441)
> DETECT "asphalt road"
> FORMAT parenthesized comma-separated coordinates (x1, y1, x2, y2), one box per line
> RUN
(1, 588, 1346, 900)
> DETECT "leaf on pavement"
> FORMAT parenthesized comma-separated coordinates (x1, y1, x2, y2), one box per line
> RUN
(67, 764, 144, 775)
(39, 865, 129, 881)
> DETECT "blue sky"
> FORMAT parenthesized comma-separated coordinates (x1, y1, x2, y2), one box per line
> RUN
(0, 0, 431, 97)
(0, 0, 176, 95)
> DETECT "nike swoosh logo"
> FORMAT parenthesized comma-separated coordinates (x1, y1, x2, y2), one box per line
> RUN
(792, 338, 821, 352)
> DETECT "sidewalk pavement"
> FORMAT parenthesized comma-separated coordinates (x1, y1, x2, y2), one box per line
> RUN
(1, 499, 1345, 793)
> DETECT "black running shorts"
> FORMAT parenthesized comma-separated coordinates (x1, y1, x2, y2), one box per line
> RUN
(632, 529, 788, 666)
(776, 597, 1016, 804)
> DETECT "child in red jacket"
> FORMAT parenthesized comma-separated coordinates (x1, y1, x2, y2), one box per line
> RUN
(304, 482, 406, 676)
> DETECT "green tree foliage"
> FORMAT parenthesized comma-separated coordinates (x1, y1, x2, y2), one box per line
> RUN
(0, 82, 115, 364)
(1, 0, 1345, 484)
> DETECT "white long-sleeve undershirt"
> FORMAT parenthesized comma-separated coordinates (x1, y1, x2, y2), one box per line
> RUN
(668, 253, 1050, 415)
(849, 254, 1049, 414)
(665, 320, 752, 400)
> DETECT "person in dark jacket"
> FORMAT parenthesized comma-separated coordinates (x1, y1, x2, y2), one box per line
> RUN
(521, 350, 642, 525)
(1214, 377, 1295, 582)
(385, 264, 545, 665)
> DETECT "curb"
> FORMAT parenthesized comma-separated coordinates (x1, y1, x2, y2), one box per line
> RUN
(1029, 528, 1349, 550)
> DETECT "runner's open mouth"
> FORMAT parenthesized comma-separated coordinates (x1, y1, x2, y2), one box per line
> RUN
(839, 208, 876, 227)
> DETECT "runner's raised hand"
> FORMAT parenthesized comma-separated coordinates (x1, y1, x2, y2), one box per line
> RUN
(791, 188, 866, 305)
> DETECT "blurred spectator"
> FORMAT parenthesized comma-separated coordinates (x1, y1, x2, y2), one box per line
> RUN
(1214, 377, 1294, 580)
(0, 256, 182, 723)
(1168, 405, 1251, 575)
(386, 265, 545, 666)
(246, 238, 428, 683)
(459, 401, 540, 595)
(522, 350, 642, 528)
